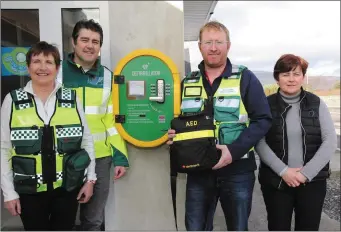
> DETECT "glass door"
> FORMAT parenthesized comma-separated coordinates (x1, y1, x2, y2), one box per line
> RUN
(1, 1, 111, 104)
(1, 9, 40, 103)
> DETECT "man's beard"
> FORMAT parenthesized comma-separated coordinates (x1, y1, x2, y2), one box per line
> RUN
(206, 61, 224, 69)
(205, 54, 226, 69)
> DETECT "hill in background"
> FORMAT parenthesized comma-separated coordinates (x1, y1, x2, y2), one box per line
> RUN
(253, 71, 340, 91)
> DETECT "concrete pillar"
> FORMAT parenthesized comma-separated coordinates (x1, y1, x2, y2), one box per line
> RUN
(106, 1, 185, 230)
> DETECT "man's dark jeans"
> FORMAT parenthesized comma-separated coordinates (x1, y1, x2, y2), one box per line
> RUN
(185, 171, 255, 231)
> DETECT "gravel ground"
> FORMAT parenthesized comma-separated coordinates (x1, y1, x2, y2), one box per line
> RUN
(323, 171, 340, 221)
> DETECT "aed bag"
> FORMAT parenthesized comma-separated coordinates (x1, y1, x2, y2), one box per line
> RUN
(169, 112, 219, 173)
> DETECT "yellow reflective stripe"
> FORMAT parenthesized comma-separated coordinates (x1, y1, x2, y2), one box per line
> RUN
(102, 68, 112, 105)
(107, 127, 118, 136)
(181, 99, 203, 110)
(173, 130, 214, 141)
(107, 105, 113, 113)
(92, 132, 106, 141)
(85, 106, 106, 114)
(239, 114, 248, 123)
(92, 128, 118, 142)
(85, 106, 113, 115)
(85, 105, 113, 115)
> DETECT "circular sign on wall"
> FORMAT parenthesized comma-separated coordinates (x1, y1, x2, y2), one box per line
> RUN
(113, 49, 180, 148)
(1, 47, 30, 76)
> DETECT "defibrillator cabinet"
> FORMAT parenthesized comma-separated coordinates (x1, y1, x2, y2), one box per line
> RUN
(113, 49, 180, 148)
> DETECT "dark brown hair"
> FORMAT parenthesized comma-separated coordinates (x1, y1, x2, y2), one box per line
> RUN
(273, 54, 309, 81)
(72, 19, 103, 47)
(26, 41, 61, 67)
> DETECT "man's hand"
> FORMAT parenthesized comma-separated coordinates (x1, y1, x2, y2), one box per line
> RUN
(282, 167, 302, 187)
(212, 144, 232, 170)
(4, 198, 21, 216)
(296, 172, 308, 184)
(77, 182, 94, 203)
(114, 166, 126, 180)
(166, 129, 176, 145)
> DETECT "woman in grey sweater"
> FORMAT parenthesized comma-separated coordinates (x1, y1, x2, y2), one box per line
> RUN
(256, 54, 337, 231)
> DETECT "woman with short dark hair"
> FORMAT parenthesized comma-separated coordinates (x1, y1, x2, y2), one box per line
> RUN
(256, 54, 337, 231)
(1, 41, 97, 231)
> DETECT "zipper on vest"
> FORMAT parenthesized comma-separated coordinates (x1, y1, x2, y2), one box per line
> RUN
(278, 179, 283, 189)
(278, 104, 292, 189)
(82, 86, 86, 111)
(14, 173, 35, 177)
(298, 93, 307, 164)
(41, 124, 56, 192)
(299, 107, 307, 164)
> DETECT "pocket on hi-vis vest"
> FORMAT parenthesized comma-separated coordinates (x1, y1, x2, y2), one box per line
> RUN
(218, 123, 246, 145)
(180, 98, 204, 113)
(11, 127, 42, 155)
(55, 125, 83, 154)
(184, 86, 202, 97)
(62, 149, 90, 192)
(213, 96, 240, 122)
(12, 156, 38, 194)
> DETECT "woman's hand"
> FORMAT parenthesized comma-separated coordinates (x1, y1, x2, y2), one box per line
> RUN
(5, 198, 21, 216)
(282, 167, 302, 187)
(296, 172, 308, 183)
(77, 182, 94, 203)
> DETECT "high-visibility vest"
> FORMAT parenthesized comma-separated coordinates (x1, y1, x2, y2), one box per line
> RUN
(181, 64, 253, 158)
(10, 87, 84, 193)
(58, 63, 128, 162)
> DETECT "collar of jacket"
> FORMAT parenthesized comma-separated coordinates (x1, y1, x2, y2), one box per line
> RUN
(23, 80, 62, 97)
(66, 52, 101, 76)
(275, 87, 307, 112)
(197, 57, 233, 79)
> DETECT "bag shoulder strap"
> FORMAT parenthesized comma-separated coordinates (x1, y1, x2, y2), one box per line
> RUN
(170, 146, 178, 230)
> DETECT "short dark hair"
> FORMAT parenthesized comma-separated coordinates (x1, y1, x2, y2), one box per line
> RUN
(26, 41, 61, 67)
(273, 54, 309, 81)
(72, 19, 103, 47)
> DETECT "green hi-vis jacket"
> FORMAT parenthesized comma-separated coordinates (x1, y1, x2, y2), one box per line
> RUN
(59, 53, 129, 167)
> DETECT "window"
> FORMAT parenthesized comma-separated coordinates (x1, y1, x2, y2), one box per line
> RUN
(61, 8, 100, 59)
(1, 9, 40, 103)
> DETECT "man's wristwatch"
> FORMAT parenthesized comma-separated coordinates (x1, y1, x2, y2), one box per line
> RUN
(87, 179, 96, 185)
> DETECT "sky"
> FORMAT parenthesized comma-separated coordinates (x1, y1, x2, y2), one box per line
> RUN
(184, 1, 340, 76)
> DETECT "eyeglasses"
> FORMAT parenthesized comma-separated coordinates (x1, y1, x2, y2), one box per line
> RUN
(200, 40, 229, 47)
